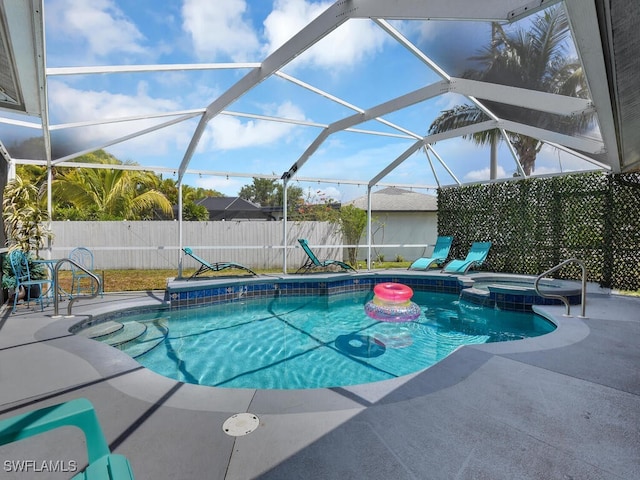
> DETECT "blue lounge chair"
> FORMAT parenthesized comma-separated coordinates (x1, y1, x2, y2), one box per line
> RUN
(182, 247, 257, 278)
(443, 241, 492, 274)
(408, 236, 453, 270)
(296, 239, 356, 273)
(8, 250, 53, 313)
(0, 398, 134, 479)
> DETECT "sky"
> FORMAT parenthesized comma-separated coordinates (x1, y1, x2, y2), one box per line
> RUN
(3, 0, 604, 203)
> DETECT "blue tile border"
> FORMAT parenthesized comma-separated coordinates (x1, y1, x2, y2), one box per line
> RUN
(165, 273, 582, 312)
(167, 275, 462, 309)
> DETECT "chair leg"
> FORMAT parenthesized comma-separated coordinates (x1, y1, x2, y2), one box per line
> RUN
(11, 287, 19, 313)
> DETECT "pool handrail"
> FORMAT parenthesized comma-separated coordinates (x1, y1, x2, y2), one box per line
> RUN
(534, 258, 587, 318)
(53, 258, 102, 317)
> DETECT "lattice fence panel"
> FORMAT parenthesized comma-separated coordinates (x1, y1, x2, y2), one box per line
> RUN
(602, 173, 640, 290)
(438, 171, 640, 290)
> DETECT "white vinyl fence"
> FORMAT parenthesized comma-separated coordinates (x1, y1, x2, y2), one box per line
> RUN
(47, 221, 343, 271)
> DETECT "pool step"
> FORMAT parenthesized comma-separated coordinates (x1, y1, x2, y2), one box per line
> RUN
(459, 288, 494, 307)
(119, 319, 169, 358)
(102, 321, 147, 347)
(76, 321, 124, 339)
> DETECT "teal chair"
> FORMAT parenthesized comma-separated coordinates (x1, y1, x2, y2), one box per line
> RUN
(0, 398, 134, 479)
(296, 239, 356, 273)
(70, 247, 102, 297)
(8, 250, 53, 313)
(443, 241, 492, 274)
(182, 247, 257, 278)
(408, 236, 453, 270)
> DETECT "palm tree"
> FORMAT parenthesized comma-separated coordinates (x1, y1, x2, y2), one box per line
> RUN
(428, 6, 591, 177)
(51, 151, 173, 220)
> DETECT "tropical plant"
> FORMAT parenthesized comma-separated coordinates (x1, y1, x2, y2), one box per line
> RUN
(428, 6, 591, 176)
(1, 250, 48, 290)
(2, 175, 52, 294)
(51, 151, 173, 220)
(2, 175, 53, 254)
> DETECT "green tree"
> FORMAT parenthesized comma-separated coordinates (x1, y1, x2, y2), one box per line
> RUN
(334, 205, 367, 266)
(428, 6, 590, 176)
(157, 179, 218, 221)
(51, 151, 173, 220)
(239, 178, 304, 216)
(239, 178, 279, 206)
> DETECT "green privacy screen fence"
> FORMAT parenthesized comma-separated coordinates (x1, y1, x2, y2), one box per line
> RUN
(437, 171, 640, 291)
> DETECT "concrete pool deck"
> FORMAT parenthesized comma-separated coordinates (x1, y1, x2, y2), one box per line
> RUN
(0, 272, 638, 479)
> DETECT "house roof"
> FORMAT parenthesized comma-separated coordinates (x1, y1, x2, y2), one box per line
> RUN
(196, 196, 272, 220)
(196, 196, 260, 212)
(346, 187, 438, 212)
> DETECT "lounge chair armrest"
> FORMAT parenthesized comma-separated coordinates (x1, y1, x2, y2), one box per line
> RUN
(0, 398, 110, 464)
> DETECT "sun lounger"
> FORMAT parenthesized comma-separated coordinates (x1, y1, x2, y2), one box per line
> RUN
(296, 239, 356, 273)
(408, 236, 453, 270)
(182, 247, 257, 278)
(442, 241, 492, 274)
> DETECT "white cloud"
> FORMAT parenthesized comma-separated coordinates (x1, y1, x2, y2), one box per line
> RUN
(263, 0, 388, 70)
(302, 186, 342, 203)
(182, 0, 260, 61)
(48, 80, 189, 159)
(204, 101, 308, 150)
(46, 0, 146, 58)
(463, 166, 507, 182)
(192, 175, 247, 196)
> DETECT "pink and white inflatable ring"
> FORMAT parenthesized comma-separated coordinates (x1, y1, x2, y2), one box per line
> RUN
(373, 283, 413, 303)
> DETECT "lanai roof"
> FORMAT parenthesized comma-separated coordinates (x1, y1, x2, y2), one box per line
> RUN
(0, 0, 638, 199)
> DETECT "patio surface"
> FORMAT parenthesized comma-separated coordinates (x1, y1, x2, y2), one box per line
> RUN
(0, 272, 638, 479)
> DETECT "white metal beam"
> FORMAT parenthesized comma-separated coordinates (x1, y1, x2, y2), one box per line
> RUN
(176, 1, 355, 181)
(46, 63, 260, 76)
(544, 141, 611, 171)
(424, 120, 498, 144)
(50, 109, 206, 130)
(372, 19, 450, 81)
(564, 0, 621, 172)
(52, 112, 201, 164)
(449, 77, 594, 116)
(369, 139, 424, 186)
(499, 119, 605, 154)
(282, 80, 450, 180)
(275, 71, 423, 139)
(500, 128, 526, 177)
(351, 0, 561, 21)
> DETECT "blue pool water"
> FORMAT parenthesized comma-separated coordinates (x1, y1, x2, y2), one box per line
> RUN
(107, 290, 555, 389)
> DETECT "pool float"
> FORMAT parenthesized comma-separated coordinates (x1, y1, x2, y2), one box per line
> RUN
(365, 282, 421, 322)
(335, 333, 386, 358)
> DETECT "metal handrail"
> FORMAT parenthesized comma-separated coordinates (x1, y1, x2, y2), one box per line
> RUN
(52, 258, 102, 317)
(534, 258, 587, 318)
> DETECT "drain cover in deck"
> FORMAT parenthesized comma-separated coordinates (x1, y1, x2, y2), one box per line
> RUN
(223, 413, 260, 436)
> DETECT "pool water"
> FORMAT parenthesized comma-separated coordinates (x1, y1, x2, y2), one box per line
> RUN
(110, 291, 555, 389)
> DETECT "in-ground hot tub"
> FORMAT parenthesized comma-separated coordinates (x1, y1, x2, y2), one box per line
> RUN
(458, 274, 583, 311)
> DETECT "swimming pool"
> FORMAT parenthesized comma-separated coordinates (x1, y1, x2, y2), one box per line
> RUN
(78, 288, 555, 389)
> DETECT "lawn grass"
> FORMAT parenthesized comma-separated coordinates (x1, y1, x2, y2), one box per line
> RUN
(56, 262, 412, 293)
(58, 265, 639, 296)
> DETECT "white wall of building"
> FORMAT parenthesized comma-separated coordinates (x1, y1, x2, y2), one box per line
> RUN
(360, 211, 439, 264)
